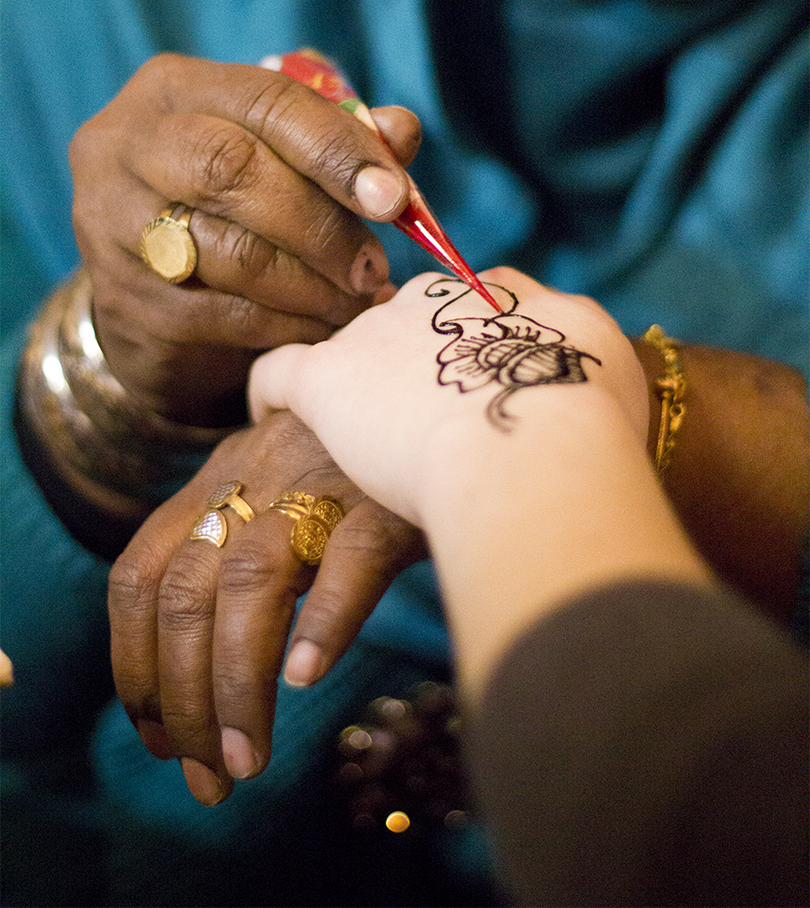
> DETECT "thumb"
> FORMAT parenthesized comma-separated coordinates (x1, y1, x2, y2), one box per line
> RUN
(369, 106, 422, 168)
(248, 343, 312, 422)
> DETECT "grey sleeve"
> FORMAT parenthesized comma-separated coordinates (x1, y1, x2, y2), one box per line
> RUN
(467, 580, 809, 907)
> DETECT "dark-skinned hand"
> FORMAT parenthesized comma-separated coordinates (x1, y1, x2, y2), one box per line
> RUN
(108, 410, 426, 806)
(69, 53, 422, 426)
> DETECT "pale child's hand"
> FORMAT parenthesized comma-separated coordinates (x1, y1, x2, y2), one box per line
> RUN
(249, 267, 649, 525)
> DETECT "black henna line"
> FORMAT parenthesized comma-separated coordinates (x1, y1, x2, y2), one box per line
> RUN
(427, 278, 601, 431)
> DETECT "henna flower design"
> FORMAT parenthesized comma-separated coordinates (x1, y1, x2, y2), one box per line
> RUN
(428, 279, 601, 429)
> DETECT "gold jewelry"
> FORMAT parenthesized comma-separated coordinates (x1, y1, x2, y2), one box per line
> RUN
(643, 324, 686, 474)
(206, 480, 256, 522)
(140, 204, 198, 283)
(266, 491, 344, 565)
(190, 481, 256, 547)
(18, 270, 240, 519)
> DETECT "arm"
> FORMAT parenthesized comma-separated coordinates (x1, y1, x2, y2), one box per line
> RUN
(19, 53, 424, 557)
(17, 55, 427, 805)
(470, 579, 808, 907)
(249, 266, 807, 904)
(249, 267, 714, 703)
(632, 339, 809, 626)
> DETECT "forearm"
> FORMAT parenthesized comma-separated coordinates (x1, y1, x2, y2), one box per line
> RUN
(632, 338, 810, 625)
(469, 578, 809, 907)
(417, 388, 714, 706)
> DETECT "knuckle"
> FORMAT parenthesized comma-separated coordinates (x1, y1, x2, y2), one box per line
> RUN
(108, 552, 162, 616)
(331, 507, 423, 571)
(216, 671, 272, 710)
(306, 129, 366, 193)
(157, 551, 216, 629)
(298, 592, 347, 632)
(70, 195, 92, 247)
(137, 53, 180, 81)
(242, 77, 304, 138)
(257, 410, 325, 455)
(245, 78, 370, 195)
(215, 222, 275, 273)
(133, 53, 186, 99)
(159, 707, 213, 748)
(218, 539, 286, 596)
(191, 125, 260, 198)
(68, 122, 94, 170)
(330, 518, 394, 561)
(217, 292, 262, 340)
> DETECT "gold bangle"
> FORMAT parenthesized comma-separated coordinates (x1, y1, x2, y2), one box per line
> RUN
(58, 271, 235, 449)
(643, 324, 686, 474)
(18, 270, 243, 512)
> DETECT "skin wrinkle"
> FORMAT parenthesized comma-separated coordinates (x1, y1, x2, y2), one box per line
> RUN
(218, 539, 297, 598)
(326, 514, 410, 559)
(215, 672, 278, 717)
(187, 232, 343, 329)
(241, 78, 293, 131)
(160, 707, 218, 750)
(302, 200, 359, 262)
(108, 549, 165, 617)
(250, 79, 371, 198)
(190, 287, 281, 342)
(223, 222, 270, 272)
(241, 76, 305, 147)
(157, 561, 218, 630)
(306, 130, 373, 197)
(195, 124, 262, 201)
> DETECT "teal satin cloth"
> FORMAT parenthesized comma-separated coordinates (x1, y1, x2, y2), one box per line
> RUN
(2, 1, 806, 904)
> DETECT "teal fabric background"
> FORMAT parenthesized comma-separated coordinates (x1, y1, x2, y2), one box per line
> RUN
(1, 1, 807, 904)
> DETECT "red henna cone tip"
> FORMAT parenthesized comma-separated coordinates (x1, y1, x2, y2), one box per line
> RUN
(466, 275, 503, 313)
(393, 200, 503, 312)
(452, 266, 502, 313)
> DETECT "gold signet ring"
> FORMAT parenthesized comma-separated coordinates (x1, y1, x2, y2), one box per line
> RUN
(266, 491, 344, 565)
(189, 480, 256, 547)
(140, 204, 198, 283)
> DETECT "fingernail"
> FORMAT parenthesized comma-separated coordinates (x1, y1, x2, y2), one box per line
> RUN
(221, 727, 263, 780)
(137, 719, 173, 760)
(350, 243, 389, 295)
(354, 166, 404, 219)
(284, 639, 327, 688)
(180, 757, 227, 806)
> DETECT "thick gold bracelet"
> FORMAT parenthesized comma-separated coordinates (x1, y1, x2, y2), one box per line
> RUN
(643, 324, 686, 474)
(18, 270, 241, 514)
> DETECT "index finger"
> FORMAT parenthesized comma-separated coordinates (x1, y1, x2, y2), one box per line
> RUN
(129, 54, 411, 222)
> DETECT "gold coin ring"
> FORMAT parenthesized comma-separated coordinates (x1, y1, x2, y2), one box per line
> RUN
(140, 204, 198, 283)
(267, 492, 345, 565)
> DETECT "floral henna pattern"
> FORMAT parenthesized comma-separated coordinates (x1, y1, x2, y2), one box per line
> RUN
(428, 278, 601, 430)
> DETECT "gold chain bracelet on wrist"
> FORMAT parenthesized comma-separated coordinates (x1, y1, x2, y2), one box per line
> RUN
(18, 270, 242, 515)
(643, 324, 686, 475)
